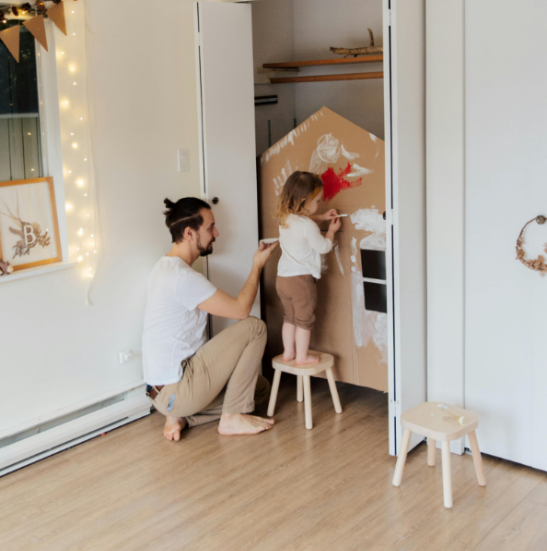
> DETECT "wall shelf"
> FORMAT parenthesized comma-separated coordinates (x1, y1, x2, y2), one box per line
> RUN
(263, 55, 383, 69)
(0, 261, 77, 284)
(269, 71, 384, 84)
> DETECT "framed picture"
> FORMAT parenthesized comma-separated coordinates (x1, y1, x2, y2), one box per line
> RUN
(0, 177, 62, 271)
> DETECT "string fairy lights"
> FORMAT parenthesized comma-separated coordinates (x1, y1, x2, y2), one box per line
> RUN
(52, 0, 99, 305)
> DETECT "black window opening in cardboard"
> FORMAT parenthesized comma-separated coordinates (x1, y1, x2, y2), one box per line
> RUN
(364, 282, 388, 314)
(360, 249, 386, 281)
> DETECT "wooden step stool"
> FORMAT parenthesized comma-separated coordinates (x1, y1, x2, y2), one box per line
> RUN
(267, 351, 342, 429)
(392, 401, 486, 508)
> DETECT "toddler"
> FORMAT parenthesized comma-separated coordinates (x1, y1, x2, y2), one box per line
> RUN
(276, 171, 341, 364)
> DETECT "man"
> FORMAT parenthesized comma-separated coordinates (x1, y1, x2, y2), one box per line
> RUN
(142, 197, 278, 441)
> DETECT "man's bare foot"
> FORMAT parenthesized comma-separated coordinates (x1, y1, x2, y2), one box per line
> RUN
(218, 413, 275, 435)
(295, 354, 321, 365)
(163, 416, 187, 441)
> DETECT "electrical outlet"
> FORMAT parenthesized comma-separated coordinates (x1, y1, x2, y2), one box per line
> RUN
(118, 349, 133, 364)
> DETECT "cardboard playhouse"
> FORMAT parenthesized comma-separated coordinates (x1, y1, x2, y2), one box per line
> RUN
(258, 107, 388, 392)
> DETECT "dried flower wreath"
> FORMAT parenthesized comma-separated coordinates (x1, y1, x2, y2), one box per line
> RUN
(516, 215, 547, 276)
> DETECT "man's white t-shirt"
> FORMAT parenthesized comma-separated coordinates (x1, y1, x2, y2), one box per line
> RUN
(277, 214, 333, 279)
(142, 256, 217, 385)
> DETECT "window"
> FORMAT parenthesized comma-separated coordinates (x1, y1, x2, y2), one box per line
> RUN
(0, 24, 43, 181)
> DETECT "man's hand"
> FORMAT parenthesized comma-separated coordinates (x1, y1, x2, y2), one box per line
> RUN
(253, 241, 279, 270)
(199, 241, 279, 320)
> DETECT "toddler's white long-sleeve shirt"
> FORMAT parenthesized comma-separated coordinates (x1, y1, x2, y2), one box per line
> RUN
(277, 214, 333, 279)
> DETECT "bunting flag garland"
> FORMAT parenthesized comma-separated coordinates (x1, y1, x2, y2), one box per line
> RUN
(0, 24, 20, 62)
(23, 13, 47, 51)
(0, 0, 75, 61)
(46, 1, 65, 35)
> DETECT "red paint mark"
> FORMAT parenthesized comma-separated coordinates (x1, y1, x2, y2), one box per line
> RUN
(321, 163, 362, 201)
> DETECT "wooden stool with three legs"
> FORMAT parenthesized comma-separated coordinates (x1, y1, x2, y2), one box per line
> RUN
(392, 401, 486, 508)
(267, 351, 342, 429)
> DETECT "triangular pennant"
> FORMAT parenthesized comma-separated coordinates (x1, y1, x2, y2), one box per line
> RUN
(0, 26, 20, 63)
(47, 2, 66, 36)
(23, 15, 48, 52)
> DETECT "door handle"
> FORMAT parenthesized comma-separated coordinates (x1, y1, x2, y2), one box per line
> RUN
(212, 197, 219, 205)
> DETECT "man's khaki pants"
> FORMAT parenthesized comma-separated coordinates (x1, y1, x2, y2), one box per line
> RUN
(151, 316, 270, 427)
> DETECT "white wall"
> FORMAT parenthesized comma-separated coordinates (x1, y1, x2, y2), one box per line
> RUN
(293, 0, 384, 140)
(252, 0, 296, 156)
(0, 0, 202, 433)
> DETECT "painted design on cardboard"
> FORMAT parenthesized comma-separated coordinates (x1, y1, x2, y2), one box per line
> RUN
(350, 236, 388, 362)
(321, 163, 362, 201)
(273, 160, 298, 197)
(351, 208, 386, 250)
(334, 243, 344, 275)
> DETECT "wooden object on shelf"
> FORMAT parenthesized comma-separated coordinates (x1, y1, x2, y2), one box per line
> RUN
(267, 351, 342, 430)
(392, 402, 486, 509)
(263, 55, 383, 69)
(270, 72, 383, 84)
(330, 28, 383, 57)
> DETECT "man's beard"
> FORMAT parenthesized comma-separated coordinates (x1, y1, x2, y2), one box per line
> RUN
(197, 235, 215, 257)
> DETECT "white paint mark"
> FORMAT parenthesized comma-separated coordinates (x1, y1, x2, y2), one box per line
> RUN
(334, 243, 344, 275)
(373, 313, 388, 363)
(261, 111, 322, 165)
(369, 132, 378, 142)
(309, 133, 340, 174)
(350, 270, 388, 362)
(351, 272, 366, 348)
(348, 163, 373, 178)
(375, 149, 380, 159)
(341, 144, 360, 161)
(349, 228, 388, 362)
(350, 208, 386, 251)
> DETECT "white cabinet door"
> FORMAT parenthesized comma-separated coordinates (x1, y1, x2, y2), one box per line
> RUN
(194, 2, 260, 337)
(384, 0, 427, 456)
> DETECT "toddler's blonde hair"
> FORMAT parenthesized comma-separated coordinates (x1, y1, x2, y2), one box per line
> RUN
(276, 171, 323, 228)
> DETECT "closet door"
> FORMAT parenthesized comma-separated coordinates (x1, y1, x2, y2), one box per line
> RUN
(465, 1, 547, 470)
(384, 0, 427, 456)
(194, 2, 260, 337)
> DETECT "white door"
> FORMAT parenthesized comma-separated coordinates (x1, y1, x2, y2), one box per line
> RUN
(384, 0, 427, 455)
(465, 1, 547, 470)
(194, 2, 260, 337)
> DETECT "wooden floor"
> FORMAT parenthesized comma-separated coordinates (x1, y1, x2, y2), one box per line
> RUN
(1, 380, 547, 551)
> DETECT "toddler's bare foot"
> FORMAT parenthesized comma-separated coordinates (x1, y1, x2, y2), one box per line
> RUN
(163, 416, 187, 441)
(296, 354, 321, 365)
(218, 413, 275, 435)
(283, 352, 296, 362)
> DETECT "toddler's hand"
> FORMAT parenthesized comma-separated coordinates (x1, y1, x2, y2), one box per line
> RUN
(329, 216, 341, 232)
(323, 209, 338, 221)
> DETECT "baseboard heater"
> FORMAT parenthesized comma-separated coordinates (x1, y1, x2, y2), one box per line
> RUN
(0, 382, 151, 477)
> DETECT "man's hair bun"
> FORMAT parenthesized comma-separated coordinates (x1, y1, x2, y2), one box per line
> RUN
(162, 197, 212, 243)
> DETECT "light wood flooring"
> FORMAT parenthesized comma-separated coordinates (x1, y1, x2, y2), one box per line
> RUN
(1, 379, 547, 551)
